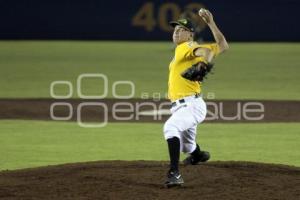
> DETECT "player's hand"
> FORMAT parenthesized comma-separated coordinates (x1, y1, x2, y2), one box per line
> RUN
(198, 8, 214, 25)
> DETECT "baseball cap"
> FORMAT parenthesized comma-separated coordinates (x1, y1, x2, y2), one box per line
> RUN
(169, 18, 195, 32)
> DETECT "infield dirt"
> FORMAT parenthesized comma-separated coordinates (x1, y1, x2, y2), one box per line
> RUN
(1, 99, 300, 123)
(0, 161, 299, 200)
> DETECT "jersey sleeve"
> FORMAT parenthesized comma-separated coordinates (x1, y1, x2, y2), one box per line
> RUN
(185, 41, 202, 59)
(185, 42, 220, 60)
(199, 43, 221, 56)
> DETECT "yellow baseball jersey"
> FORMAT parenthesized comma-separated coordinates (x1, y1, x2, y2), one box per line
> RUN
(168, 41, 220, 101)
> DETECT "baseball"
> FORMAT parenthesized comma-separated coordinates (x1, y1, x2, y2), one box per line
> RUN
(199, 8, 205, 15)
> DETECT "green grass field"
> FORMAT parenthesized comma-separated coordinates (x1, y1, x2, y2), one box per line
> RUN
(0, 41, 299, 99)
(1, 120, 299, 170)
(0, 41, 299, 171)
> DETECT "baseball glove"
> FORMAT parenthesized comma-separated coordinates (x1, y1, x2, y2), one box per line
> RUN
(181, 62, 214, 82)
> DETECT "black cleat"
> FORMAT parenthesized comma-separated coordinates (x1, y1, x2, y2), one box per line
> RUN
(165, 170, 184, 188)
(183, 151, 210, 165)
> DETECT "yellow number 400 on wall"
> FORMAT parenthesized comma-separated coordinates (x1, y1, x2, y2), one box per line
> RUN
(132, 2, 204, 32)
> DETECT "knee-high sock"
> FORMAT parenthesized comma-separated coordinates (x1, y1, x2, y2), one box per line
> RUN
(191, 144, 201, 157)
(167, 137, 180, 172)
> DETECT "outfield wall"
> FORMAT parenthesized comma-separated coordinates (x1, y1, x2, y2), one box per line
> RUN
(0, 0, 299, 41)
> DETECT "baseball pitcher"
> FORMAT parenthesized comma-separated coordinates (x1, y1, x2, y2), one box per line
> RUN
(164, 8, 229, 187)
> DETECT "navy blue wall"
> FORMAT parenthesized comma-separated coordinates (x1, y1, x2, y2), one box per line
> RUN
(0, 0, 299, 41)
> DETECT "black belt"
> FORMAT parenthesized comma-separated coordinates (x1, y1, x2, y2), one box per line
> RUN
(171, 93, 201, 107)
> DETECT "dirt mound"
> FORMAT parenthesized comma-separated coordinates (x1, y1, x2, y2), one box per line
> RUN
(0, 161, 299, 200)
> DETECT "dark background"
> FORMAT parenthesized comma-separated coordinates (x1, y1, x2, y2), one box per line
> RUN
(0, 0, 298, 41)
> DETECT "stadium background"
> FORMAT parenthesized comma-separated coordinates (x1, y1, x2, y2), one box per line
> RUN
(0, 0, 299, 199)
(0, 0, 299, 41)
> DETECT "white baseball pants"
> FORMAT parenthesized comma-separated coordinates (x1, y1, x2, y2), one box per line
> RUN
(163, 95, 207, 154)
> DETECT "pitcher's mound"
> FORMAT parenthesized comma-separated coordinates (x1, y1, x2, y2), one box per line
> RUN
(0, 161, 299, 200)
